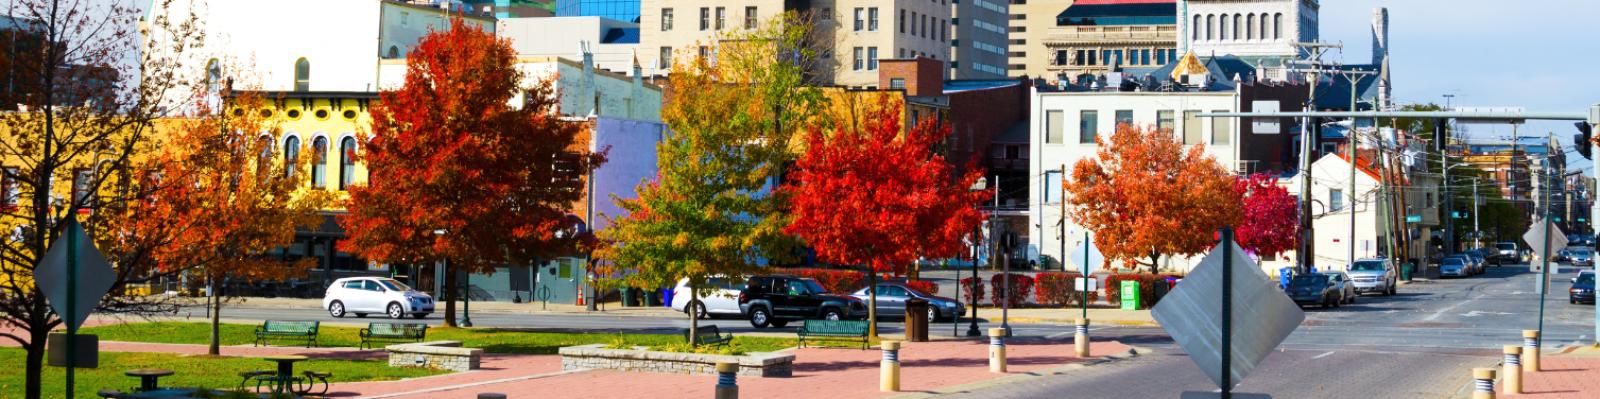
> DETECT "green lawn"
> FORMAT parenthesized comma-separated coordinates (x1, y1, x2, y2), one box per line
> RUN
(81, 322, 798, 355)
(0, 347, 443, 399)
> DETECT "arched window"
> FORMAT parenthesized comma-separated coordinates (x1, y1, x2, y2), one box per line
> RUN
(1246, 14, 1255, 40)
(339, 137, 357, 190)
(294, 58, 310, 92)
(1206, 15, 1214, 41)
(1219, 14, 1228, 41)
(283, 136, 300, 178)
(1233, 14, 1242, 40)
(1192, 15, 1201, 41)
(311, 136, 327, 188)
(205, 58, 222, 93)
(1274, 13, 1283, 39)
(387, 46, 399, 58)
(1260, 14, 1270, 41)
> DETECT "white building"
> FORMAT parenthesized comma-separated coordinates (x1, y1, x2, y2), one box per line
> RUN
(498, 16, 645, 76)
(1180, 0, 1318, 65)
(378, 56, 663, 122)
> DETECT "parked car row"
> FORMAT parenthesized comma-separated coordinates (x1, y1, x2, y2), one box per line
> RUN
(1285, 258, 1399, 309)
(669, 275, 964, 329)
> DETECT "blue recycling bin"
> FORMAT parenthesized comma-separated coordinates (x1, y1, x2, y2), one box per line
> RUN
(1279, 267, 1294, 290)
(661, 288, 674, 308)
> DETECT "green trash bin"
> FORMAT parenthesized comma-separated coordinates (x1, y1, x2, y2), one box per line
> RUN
(1119, 280, 1141, 310)
(1401, 261, 1414, 281)
(620, 288, 636, 307)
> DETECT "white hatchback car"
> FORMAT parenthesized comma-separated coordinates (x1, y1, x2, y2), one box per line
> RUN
(670, 276, 744, 319)
(323, 277, 434, 319)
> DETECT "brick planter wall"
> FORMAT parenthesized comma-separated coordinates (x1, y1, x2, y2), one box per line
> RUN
(558, 344, 795, 377)
(386, 340, 482, 372)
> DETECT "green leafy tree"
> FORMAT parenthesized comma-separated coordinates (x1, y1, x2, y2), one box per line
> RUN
(596, 14, 827, 345)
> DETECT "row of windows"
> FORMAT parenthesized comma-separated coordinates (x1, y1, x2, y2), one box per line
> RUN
(278, 135, 359, 190)
(1041, 109, 1232, 146)
(204, 57, 311, 93)
(659, 6, 759, 32)
(1053, 48, 1177, 67)
(853, 47, 880, 71)
(896, 8, 949, 42)
(1194, 12, 1283, 42)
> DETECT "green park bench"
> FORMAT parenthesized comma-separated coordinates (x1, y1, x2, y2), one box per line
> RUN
(685, 325, 733, 347)
(797, 319, 870, 349)
(359, 322, 428, 349)
(253, 320, 319, 348)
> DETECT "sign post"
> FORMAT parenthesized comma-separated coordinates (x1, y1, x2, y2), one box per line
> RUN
(35, 219, 116, 398)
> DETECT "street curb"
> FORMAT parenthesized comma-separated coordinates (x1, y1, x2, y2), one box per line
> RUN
(883, 345, 1146, 399)
(1005, 317, 1159, 327)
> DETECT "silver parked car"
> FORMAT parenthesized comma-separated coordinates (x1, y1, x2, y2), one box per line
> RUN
(1347, 258, 1398, 296)
(849, 281, 964, 322)
(1567, 247, 1594, 267)
(1322, 270, 1358, 305)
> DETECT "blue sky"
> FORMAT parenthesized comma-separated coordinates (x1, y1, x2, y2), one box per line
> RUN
(1317, 0, 1597, 172)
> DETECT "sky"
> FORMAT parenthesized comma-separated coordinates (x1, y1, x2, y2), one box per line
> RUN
(1315, 0, 1598, 172)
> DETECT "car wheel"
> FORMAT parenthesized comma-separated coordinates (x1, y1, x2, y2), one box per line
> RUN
(821, 308, 843, 321)
(412, 313, 428, 319)
(694, 302, 710, 320)
(1347, 294, 1356, 304)
(387, 302, 405, 319)
(928, 307, 940, 322)
(328, 301, 346, 318)
(749, 306, 772, 328)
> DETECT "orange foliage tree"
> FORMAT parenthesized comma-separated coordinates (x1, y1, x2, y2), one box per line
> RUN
(140, 86, 330, 355)
(1065, 124, 1241, 273)
(784, 99, 987, 335)
(341, 19, 603, 326)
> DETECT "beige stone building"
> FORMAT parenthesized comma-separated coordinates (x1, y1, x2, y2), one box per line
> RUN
(1006, 0, 1073, 79)
(1009, 0, 1179, 82)
(638, 0, 952, 87)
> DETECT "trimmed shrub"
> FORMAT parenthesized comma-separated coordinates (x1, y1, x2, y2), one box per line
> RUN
(903, 280, 939, 295)
(1102, 273, 1169, 309)
(989, 273, 1035, 307)
(959, 277, 985, 304)
(1034, 272, 1101, 307)
(788, 268, 866, 294)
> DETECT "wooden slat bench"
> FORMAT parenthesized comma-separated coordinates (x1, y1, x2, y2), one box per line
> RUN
(359, 322, 428, 349)
(797, 320, 870, 349)
(253, 320, 319, 348)
(685, 325, 733, 347)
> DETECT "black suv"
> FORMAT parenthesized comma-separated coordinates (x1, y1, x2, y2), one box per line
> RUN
(738, 275, 869, 328)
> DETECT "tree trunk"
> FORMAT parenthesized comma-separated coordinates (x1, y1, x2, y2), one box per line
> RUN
(1148, 251, 1160, 275)
(24, 306, 46, 399)
(688, 285, 699, 348)
(209, 285, 222, 356)
(866, 267, 878, 338)
(443, 265, 458, 327)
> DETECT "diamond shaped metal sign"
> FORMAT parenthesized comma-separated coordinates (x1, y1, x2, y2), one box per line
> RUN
(34, 221, 115, 330)
(1069, 234, 1105, 274)
(1523, 217, 1568, 259)
(1152, 242, 1304, 390)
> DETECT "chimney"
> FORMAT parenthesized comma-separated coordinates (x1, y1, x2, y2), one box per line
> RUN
(1372, 7, 1392, 109)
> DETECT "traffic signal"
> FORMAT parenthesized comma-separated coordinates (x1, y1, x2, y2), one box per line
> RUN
(1576, 121, 1594, 159)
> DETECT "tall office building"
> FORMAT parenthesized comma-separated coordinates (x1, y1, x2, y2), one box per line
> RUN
(557, 0, 643, 22)
(949, 0, 1008, 79)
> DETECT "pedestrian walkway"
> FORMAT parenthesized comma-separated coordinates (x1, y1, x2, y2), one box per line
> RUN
(341, 338, 1132, 399)
(976, 307, 1156, 326)
(1507, 346, 1600, 399)
(225, 297, 683, 317)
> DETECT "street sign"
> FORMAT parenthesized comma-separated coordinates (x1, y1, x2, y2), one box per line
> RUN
(1069, 236, 1105, 273)
(1523, 218, 1569, 260)
(1152, 241, 1304, 391)
(1406, 215, 1422, 223)
(1074, 277, 1098, 292)
(34, 220, 114, 330)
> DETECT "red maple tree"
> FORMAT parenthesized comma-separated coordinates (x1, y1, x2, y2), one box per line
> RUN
(1235, 173, 1300, 258)
(341, 19, 604, 326)
(783, 98, 987, 335)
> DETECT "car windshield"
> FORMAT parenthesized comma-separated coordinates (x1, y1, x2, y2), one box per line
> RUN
(1443, 258, 1466, 266)
(1579, 274, 1595, 285)
(1290, 275, 1327, 286)
(1351, 261, 1386, 271)
(376, 279, 411, 291)
(802, 280, 826, 295)
(1498, 243, 1516, 250)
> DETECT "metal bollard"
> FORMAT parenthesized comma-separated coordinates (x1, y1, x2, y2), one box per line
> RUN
(1074, 318, 1091, 357)
(1502, 345, 1522, 394)
(1472, 367, 1497, 399)
(715, 361, 738, 399)
(880, 341, 901, 392)
(1523, 330, 1541, 372)
(989, 327, 1007, 373)
(477, 394, 507, 399)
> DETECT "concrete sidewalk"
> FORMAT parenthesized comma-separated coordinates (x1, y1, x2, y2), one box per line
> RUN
(1506, 345, 1600, 399)
(973, 307, 1156, 327)
(222, 297, 684, 318)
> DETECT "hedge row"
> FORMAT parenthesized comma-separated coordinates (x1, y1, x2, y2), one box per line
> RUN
(1034, 272, 1099, 306)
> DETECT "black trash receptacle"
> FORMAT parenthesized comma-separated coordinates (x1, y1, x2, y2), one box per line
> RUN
(904, 298, 930, 342)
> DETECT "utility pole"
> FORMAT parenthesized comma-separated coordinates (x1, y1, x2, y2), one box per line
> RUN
(1288, 42, 1343, 274)
(1339, 70, 1375, 269)
(1059, 165, 1067, 272)
(1441, 118, 1454, 257)
(1473, 177, 1481, 249)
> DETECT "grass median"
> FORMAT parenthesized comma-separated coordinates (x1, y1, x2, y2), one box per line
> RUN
(81, 322, 798, 355)
(0, 347, 443, 399)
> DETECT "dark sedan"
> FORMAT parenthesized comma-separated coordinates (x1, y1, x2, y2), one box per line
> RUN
(1572, 271, 1595, 304)
(1285, 274, 1341, 308)
(850, 281, 964, 322)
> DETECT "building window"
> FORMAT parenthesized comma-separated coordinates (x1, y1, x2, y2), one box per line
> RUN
(715, 7, 725, 30)
(1157, 110, 1175, 132)
(662, 8, 673, 31)
(745, 6, 757, 29)
(659, 46, 672, 69)
(1054, 50, 1067, 66)
(1140, 49, 1150, 65)
(1246, 14, 1256, 40)
(1183, 110, 1202, 144)
(868, 7, 878, 31)
(1260, 13, 1270, 41)
(699, 7, 709, 30)
(386, 46, 399, 58)
(0, 166, 16, 210)
(71, 169, 93, 209)
(1331, 189, 1344, 212)
(1115, 110, 1133, 127)
(890, 78, 905, 89)
(1274, 13, 1282, 39)
(853, 47, 864, 70)
(868, 47, 879, 69)
(1045, 110, 1063, 144)
(1220, 14, 1229, 41)
(698, 46, 711, 61)
(1087, 50, 1096, 65)
(311, 136, 327, 188)
(283, 136, 300, 178)
(899, 9, 905, 33)
(1206, 15, 1214, 40)
(1156, 49, 1166, 65)
(293, 58, 310, 92)
(1044, 170, 1062, 203)
(941, 19, 947, 42)
(1079, 110, 1098, 144)
(205, 58, 221, 93)
(1233, 14, 1242, 40)
(854, 8, 863, 31)
(1211, 110, 1231, 145)
(820, 8, 832, 20)
(1193, 14, 1202, 41)
(910, 11, 917, 35)
(339, 137, 357, 190)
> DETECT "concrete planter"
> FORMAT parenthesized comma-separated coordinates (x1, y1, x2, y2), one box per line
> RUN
(558, 344, 794, 377)
(386, 340, 482, 372)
